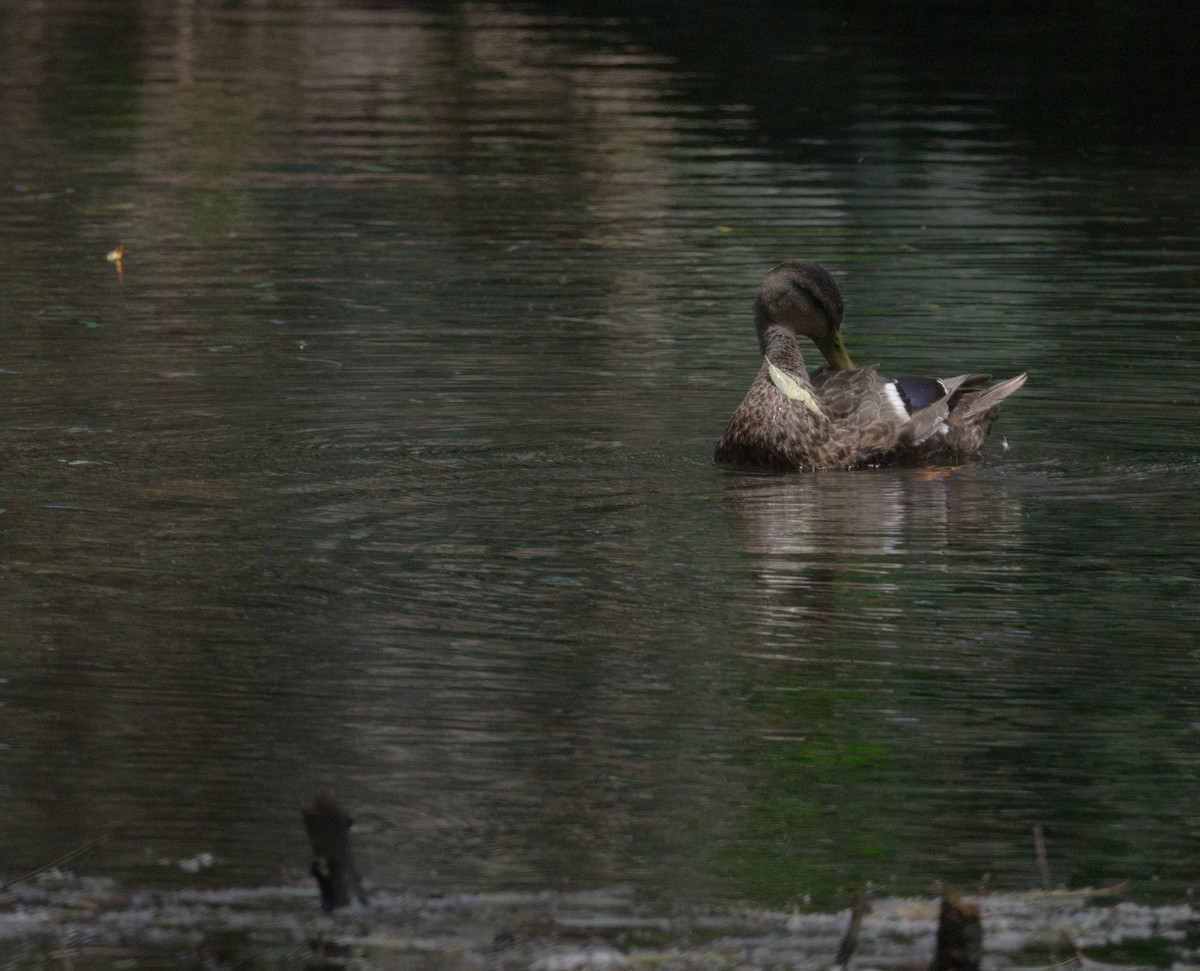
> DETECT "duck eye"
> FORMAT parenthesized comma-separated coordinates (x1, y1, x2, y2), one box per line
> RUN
(792, 280, 831, 321)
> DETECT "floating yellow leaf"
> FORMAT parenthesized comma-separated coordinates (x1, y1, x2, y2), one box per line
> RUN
(106, 244, 125, 282)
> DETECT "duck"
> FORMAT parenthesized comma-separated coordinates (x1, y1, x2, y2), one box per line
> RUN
(714, 260, 1027, 471)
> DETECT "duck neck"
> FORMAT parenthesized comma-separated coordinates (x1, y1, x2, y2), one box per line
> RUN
(758, 322, 807, 371)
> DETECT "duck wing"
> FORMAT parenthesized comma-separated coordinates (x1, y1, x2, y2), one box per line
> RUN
(813, 369, 998, 462)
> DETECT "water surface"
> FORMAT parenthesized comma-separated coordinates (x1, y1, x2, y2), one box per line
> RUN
(2, 0, 1199, 908)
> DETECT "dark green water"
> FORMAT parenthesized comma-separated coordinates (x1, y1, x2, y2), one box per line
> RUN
(1, 1, 1198, 908)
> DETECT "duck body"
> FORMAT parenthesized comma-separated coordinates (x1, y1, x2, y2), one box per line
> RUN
(714, 260, 1027, 471)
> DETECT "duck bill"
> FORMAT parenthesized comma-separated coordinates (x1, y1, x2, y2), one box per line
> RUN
(816, 329, 855, 371)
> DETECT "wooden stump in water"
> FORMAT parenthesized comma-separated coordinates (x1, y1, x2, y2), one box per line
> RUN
(302, 793, 368, 911)
(833, 886, 873, 970)
(930, 889, 982, 971)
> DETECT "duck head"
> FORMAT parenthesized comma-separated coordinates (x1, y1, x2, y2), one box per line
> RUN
(754, 260, 855, 370)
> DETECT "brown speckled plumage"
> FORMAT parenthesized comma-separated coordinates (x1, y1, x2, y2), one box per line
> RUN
(714, 261, 1027, 471)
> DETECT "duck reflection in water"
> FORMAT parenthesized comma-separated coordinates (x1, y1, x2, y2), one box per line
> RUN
(721, 471, 1026, 640)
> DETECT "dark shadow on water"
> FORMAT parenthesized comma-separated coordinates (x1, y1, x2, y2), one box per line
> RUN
(513, 0, 1200, 155)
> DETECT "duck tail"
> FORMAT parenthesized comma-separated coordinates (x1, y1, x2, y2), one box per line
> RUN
(941, 373, 993, 399)
(955, 372, 1028, 420)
